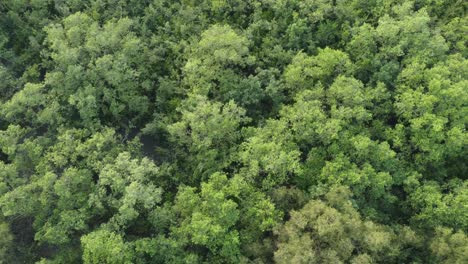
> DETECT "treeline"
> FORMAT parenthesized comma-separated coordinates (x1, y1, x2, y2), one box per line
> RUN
(0, 0, 467, 263)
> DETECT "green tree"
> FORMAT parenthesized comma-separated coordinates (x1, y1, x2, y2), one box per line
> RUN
(392, 54, 467, 178)
(429, 227, 468, 264)
(81, 229, 132, 264)
(284, 48, 353, 96)
(409, 180, 468, 230)
(168, 96, 249, 182)
(42, 12, 153, 129)
(274, 186, 419, 263)
(184, 24, 273, 113)
(171, 173, 279, 262)
(0, 221, 13, 263)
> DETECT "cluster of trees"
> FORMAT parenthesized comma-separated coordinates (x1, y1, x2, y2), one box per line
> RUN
(0, 0, 466, 263)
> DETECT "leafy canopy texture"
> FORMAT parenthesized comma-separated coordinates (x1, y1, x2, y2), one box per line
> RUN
(0, 0, 466, 263)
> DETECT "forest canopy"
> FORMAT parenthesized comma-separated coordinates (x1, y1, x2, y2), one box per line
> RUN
(0, 0, 467, 263)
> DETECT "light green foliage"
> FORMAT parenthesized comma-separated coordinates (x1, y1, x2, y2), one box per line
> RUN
(172, 173, 279, 262)
(284, 48, 353, 94)
(35, 169, 93, 245)
(347, 2, 449, 85)
(239, 119, 302, 190)
(409, 180, 468, 230)
(251, 81, 398, 213)
(1, 83, 46, 124)
(42, 12, 151, 129)
(184, 24, 251, 89)
(0, 127, 160, 251)
(168, 96, 249, 181)
(0, 125, 29, 158)
(319, 154, 394, 202)
(36, 128, 124, 174)
(274, 187, 416, 263)
(174, 173, 242, 261)
(441, 16, 468, 55)
(194, 24, 250, 65)
(81, 229, 132, 264)
(375, 3, 448, 65)
(393, 54, 468, 176)
(91, 152, 162, 230)
(430, 227, 468, 264)
(279, 90, 328, 146)
(184, 24, 264, 108)
(0, 128, 125, 246)
(327, 76, 372, 122)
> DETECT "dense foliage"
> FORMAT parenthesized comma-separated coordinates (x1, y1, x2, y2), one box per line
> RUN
(0, 0, 467, 263)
